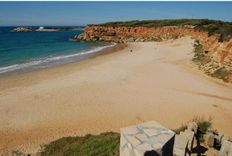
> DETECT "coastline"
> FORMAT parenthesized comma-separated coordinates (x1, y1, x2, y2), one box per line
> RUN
(0, 43, 126, 92)
(1, 37, 232, 154)
(0, 43, 125, 78)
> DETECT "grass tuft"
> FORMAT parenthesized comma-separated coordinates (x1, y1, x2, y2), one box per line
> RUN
(192, 116, 212, 143)
(173, 116, 213, 143)
(39, 132, 120, 156)
(173, 124, 187, 134)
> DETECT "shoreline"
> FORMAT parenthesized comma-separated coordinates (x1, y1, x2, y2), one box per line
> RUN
(0, 43, 126, 92)
(0, 43, 127, 154)
(0, 42, 124, 77)
(0, 44, 125, 78)
(1, 37, 232, 154)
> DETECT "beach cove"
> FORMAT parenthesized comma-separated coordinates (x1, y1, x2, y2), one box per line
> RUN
(1, 37, 232, 154)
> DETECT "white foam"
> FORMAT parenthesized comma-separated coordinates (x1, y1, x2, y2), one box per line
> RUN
(0, 43, 116, 74)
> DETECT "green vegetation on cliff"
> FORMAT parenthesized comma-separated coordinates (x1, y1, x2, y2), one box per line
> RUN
(40, 132, 120, 156)
(212, 67, 230, 82)
(192, 40, 206, 63)
(12, 117, 214, 156)
(39, 118, 212, 156)
(192, 40, 230, 82)
(97, 19, 232, 41)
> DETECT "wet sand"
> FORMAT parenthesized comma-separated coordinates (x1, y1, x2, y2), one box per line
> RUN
(0, 37, 232, 154)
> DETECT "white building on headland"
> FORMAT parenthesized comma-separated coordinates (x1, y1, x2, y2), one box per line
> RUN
(38, 27, 44, 30)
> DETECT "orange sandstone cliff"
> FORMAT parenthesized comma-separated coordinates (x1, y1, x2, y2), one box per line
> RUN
(74, 26, 232, 82)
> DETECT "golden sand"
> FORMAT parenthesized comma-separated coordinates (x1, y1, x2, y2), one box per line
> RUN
(1, 37, 232, 154)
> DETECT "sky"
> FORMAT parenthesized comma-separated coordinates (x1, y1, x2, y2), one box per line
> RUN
(0, 2, 232, 26)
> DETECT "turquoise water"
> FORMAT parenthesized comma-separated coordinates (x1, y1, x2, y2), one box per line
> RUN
(0, 27, 112, 74)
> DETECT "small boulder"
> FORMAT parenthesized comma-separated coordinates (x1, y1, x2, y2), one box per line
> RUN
(219, 140, 232, 156)
(12, 27, 32, 32)
(204, 133, 215, 147)
(187, 122, 198, 133)
(127, 37, 135, 42)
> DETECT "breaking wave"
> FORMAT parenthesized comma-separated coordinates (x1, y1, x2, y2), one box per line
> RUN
(0, 43, 116, 74)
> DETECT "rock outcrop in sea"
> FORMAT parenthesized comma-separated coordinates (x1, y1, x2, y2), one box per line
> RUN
(74, 25, 232, 82)
(11, 27, 33, 32)
(11, 27, 84, 32)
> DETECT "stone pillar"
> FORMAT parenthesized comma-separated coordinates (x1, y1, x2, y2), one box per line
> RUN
(173, 130, 195, 156)
(204, 133, 215, 147)
(120, 121, 175, 156)
(219, 140, 232, 156)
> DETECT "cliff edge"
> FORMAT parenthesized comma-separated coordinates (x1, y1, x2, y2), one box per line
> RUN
(74, 20, 232, 82)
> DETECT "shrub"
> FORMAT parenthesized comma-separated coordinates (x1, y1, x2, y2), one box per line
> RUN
(40, 132, 120, 156)
(192, 116, 212, 143)
(212, 67, 229, 82)
(11, 150, 26, 156)
(192, 40, 205, 63)
(173, 116, 213, 143)
(173, 124, 187, 134)
(194, 117, 212, 134)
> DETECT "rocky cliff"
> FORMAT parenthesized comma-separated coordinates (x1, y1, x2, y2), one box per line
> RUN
(74, 26, 232, 82)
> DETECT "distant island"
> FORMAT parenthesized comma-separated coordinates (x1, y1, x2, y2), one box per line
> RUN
(11, 26, 84, 32)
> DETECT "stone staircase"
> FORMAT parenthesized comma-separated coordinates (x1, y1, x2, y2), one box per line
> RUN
(120, 121, 232, 156)
(120, 121, 175, 156)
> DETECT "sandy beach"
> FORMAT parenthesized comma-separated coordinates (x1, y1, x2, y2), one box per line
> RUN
(1, 37, 232, 154)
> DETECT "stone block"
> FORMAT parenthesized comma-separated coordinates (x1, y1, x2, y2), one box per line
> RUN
(187, 122, 198, 133)
(204, 133, 215, 147)
(173, 130, 194, 156)
(215, 132, 231, 147)
(219, 140, 232, 156)
(120, 121, 175, 156)
(222, 135, 231, 143)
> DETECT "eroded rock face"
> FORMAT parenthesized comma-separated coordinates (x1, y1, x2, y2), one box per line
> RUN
(74, 26, 185, 42)
(74, 25, 232, 82)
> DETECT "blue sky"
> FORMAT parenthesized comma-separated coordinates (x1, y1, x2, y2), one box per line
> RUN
(0, 2, 232, 26)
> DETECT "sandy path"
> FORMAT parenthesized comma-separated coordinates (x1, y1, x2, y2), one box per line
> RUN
(0, 37, 232, 154)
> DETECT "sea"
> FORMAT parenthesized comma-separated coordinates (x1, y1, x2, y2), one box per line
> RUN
(0, 26, 114, 74)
